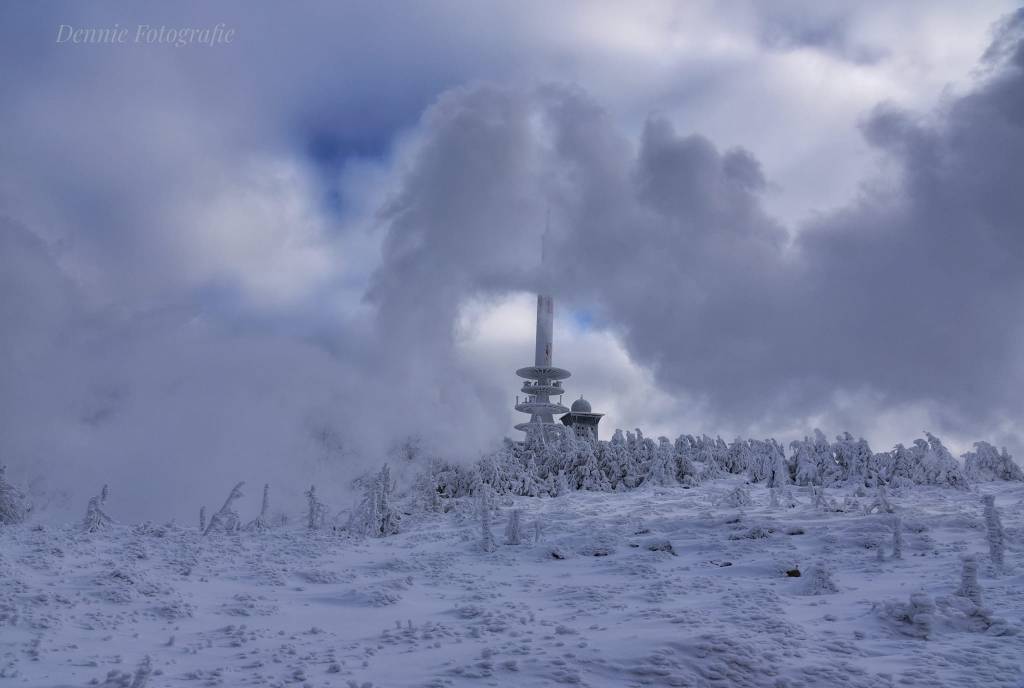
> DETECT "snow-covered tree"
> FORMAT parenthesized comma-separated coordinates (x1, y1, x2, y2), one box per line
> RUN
(82, 484, 114, 533)
(245, 484, 272, 531)
(412, 459, 445, 512)
(348, 478, 380, 536)
(504, 509, 523, 545)
(834, 432, 872, 487)
(478, 485, 497, 553)
(428, 459, 475, 500)
(348, 465, 401, 537)
(672, 435, 702, 485)
(305, 485, 327, 531)
(204, 482, 244, 535)
(767, 440, 791, 487)
(603, 430, 633, 489)
(647, 438, 678, 487)
(791, 430, 838, 486)
(908, 433, 968, 489)
(963, 442, 1023, 482)
(0, 465, 29, 525)
(376, 465, 401, 536)
(573, 437, 610, 491)
(626, 430, 655, 486)
(477, 452, 514, 495)
(704, 435, 731, 479)
(538, 431, 573, 487)
(983, 494, 1005, 571)
(724, 437, 750, 474)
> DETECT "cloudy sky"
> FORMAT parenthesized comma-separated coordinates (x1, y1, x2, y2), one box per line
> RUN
(2, 1, 1022, 520)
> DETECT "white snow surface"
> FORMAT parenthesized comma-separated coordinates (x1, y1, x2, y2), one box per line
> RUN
(2, 479, 1022, 687)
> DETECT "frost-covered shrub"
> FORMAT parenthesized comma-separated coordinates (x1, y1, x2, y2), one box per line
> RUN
(411, 456, 475, 503)
(800, 562, 838, 595)
(957, 555, 983, 607)
(879, 591, 935, 639)
(892, 516, 903, 560)
(532, 517, 543, 545)
(963, 442, 1023, 482)
(0, 465, 29, 525)
(204, 482, 244, 535)
(83, 484, 114, 533)
(552, 470, 570, 497)
(811, 486, 830, 511)
(504, 509, 523, 545)
(983, 495, 1005, 571)
(865, 485, 895, 514)
(716, 486, 752, 508)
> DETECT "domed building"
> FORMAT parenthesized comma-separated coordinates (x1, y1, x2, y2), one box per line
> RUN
(560, 395, 604, 440)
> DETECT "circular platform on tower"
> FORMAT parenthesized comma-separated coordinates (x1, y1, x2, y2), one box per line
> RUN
(514, 421, 568, 433)
(515, 401, 570, 416)
(516, 366, 571, 381)
(520, 383, 567, 396)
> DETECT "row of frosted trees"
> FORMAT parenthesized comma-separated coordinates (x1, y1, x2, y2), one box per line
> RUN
(417, 428, 1022, 501)
(1, 430, 1018, 529)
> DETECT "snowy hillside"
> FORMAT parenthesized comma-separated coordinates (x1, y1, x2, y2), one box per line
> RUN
(2, 479, 1022, 687)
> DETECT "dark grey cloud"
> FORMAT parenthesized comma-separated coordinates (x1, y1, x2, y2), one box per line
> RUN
(557, 10, 1024, 442)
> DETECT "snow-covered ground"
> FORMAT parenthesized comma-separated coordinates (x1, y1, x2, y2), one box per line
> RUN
(2, 479, 1022, 687)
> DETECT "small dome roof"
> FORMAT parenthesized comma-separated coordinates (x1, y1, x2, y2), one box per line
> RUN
(571, 396, 592, 413)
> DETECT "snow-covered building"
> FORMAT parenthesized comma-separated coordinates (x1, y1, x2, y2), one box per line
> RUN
(561, 396, 604, 440)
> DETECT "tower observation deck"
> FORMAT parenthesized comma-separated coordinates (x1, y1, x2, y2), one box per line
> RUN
(514, 294, 570, 443)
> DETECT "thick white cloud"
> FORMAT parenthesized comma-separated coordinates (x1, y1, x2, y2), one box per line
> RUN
(1, 2, 1021, 520)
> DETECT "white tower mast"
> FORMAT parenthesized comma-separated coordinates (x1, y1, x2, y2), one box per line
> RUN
(514, 212, 570, 443)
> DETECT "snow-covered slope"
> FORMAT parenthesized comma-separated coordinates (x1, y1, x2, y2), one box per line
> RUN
(2, 479, 1022, 687)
